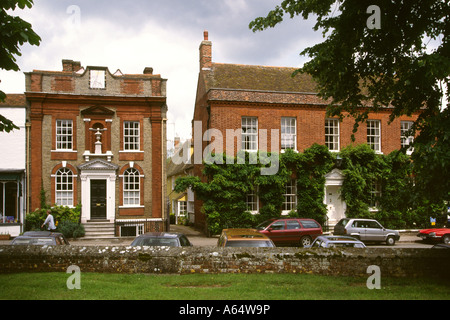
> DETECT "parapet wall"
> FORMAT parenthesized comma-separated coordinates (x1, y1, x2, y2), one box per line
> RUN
(0, 246, 449, 278)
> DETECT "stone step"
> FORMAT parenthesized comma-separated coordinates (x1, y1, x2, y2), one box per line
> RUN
(82, 221, 115, 239)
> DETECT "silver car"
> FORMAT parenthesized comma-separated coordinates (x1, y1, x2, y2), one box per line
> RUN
(306, 235, 366, 248)
(333, 218, 400, 245)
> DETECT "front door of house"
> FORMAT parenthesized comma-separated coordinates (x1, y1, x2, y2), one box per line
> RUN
(326, 185, 346, 224)
(90, 180, 107, 219)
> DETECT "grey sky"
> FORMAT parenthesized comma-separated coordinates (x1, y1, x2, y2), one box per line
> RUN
(0, 0, 322, 141)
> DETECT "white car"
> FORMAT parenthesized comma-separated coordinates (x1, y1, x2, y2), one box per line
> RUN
(333, 218, 400, 245)
(306, 235, 366, 248)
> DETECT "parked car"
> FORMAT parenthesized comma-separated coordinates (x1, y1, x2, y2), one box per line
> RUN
(217, 228, 275, 247)
(333, 218, 400, 245)
(130, 232, 192, 247)
(256, 218, 322, 247)
(417, 228, 450, 244)
(306, 235, 366, 248)
(11, 231, 70, 245)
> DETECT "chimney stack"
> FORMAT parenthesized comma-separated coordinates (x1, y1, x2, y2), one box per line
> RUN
(199, 30, 212, 71)
(143, 67, 153, 75)
(62, 59, 82, 72)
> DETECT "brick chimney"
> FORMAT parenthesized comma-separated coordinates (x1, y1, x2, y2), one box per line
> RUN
(62, 59, 82, 72)
(199, 30, 212, 71)
(143, 67, 153, 75)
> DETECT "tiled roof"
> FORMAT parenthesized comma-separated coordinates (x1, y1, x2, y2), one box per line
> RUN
(204, 63, 318, 93)
(167, 160, 193, 178)
(0, 94, 26, 106)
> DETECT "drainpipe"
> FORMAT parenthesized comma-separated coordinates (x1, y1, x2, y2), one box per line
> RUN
(162, 115, 167, 231)
(25, 121, 31, 233)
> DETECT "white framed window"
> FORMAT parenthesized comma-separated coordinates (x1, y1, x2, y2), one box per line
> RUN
(281, 117, 297, 151)
(367, 120, 381, 152)
(246, 187, 259, 213)
(179, 201, 187, 214)
(55, 168, 73, 206)
(241, 117, 258, 151)
(401, 121, 414, 154)
(89, 69, 105, 89)
(56, 120, 73, 150)
(282, 179, 297, 214)
(325, 119, 340, 151)
(123, 168, 140, 206)
(124, 121, 140, 151)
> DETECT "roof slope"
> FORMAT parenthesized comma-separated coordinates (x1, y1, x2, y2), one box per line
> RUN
(204, 63, 318, 93)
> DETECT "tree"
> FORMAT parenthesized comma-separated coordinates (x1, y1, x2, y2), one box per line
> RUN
(250, 0, 449, 205)
(0, 0, 41, 132)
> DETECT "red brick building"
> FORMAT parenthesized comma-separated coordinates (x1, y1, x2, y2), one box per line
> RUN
(25, 60, 168, 237)
(192, 31, 419, 230)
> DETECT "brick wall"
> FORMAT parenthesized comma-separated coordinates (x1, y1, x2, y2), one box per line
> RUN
(0, 246, 448, 279)
(208, 102, 419, 155)
(25, 61, 167, 226)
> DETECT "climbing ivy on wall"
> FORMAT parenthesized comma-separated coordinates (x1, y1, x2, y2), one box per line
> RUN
(290, 145, 334, 226)
(175, 145, 334, 235)
(339, 144, 445, 229)
(175, 144, 446, 234)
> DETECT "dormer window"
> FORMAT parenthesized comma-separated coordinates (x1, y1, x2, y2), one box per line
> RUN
(89, 69, 105, 89)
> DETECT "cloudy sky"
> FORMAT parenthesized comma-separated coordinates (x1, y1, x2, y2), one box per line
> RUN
(0, 0, 322, 145)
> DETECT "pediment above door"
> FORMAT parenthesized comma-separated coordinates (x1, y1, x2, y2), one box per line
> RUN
(80, 105, 115, 117)
(78, 158, 119, 171)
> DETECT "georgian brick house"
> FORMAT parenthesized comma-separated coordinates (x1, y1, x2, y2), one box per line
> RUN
(191, 31, 419, 231)
(25, 60, 168, 237)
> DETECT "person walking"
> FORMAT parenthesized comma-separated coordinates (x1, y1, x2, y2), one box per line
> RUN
(42, 210, 57, 231)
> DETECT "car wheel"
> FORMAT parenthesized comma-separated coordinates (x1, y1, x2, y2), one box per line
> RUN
(443, 235, 450, 244)
(300, 236, 312, 247)
(386, 236, 395, 246)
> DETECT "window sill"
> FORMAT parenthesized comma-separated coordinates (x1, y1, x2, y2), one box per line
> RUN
(119, 205, 145, 209)
(281, 149, 298, 153)
(51, 150, 77, 153)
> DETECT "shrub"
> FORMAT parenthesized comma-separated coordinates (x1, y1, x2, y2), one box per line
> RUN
(58, 220, 85, 239)
(25, 204, 83, 236)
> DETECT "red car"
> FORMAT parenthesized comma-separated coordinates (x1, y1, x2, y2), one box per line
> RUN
(256, 218, 322, 247)
(417, 228, 450, 244)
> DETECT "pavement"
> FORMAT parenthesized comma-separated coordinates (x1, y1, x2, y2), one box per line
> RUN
(0, 224, 420, 247)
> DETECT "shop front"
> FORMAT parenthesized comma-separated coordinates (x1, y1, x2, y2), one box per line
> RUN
(0, 171, 25, 237)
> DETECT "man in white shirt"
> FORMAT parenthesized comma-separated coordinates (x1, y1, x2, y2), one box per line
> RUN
(42, 210, 57, 231)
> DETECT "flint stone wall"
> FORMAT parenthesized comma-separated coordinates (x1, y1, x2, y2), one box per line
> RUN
(0, 245, 449, 278)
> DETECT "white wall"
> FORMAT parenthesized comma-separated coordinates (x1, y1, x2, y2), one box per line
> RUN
(0, 107, 26, 170)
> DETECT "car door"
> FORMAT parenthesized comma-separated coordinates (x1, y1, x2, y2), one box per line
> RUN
(350, 220, 366, 240)
(364, 220, 385, 241)
(285, 220, 302, 245)
(266, 220, 286, 246)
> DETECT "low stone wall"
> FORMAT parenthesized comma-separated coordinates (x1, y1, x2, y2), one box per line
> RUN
(0, 245, 449, 278)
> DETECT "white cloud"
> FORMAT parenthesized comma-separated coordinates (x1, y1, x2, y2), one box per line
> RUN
(0, 0, 325, 143)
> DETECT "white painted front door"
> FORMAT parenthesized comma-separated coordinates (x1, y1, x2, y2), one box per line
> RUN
(326, 185, 346, 226)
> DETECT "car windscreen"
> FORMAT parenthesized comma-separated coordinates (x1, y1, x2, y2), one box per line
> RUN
(255, 220, 273, 230)
(131, 238, 179, 246)
(12, 238, 55, 245)
(225, 241, 274, 247)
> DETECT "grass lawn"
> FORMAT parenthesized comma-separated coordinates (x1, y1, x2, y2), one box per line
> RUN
(0, 272, 449, 300)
